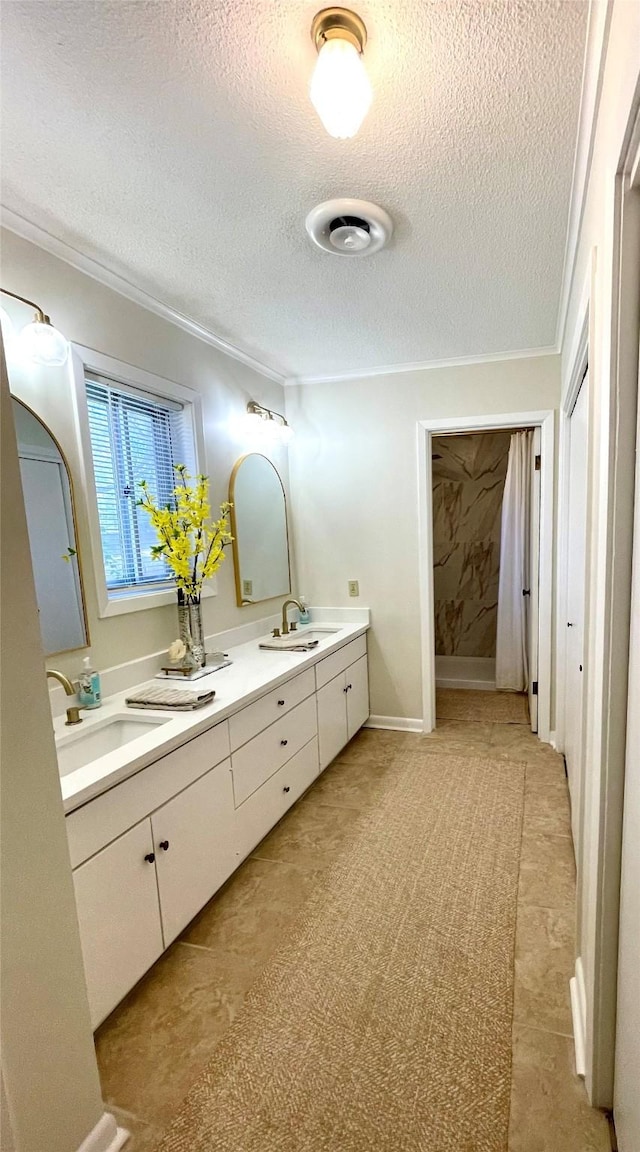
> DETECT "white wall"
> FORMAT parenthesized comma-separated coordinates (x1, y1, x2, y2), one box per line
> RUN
(0, 228, 292, 681)
(557, 0, 640, 1109)
(286, 355, 560, 722)
(0, 353, 108, 1151)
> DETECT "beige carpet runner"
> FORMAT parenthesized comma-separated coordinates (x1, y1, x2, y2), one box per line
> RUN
(156, 748, 525, 1152)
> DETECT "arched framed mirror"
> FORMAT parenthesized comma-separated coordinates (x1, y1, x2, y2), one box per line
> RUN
(229, 453, 291, 606)
(12, 397, 90, 655)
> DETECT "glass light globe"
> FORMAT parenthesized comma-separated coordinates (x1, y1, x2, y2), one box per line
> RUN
(20, 318, 69, 367)
(310, 37, 372, 139)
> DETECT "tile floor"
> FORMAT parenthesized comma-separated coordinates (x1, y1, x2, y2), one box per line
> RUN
(95, 695, 611, 1152)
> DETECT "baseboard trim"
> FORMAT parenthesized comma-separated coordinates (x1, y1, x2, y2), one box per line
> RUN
(570, 957, 587, 1078)
(75, 1112, 129, 1152)
(365, 715, 423, 733)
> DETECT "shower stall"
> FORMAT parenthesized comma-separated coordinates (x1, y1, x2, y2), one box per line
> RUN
(432, 431, 511, 691)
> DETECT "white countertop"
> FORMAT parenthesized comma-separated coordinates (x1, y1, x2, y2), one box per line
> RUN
(58, 621, 369, 814)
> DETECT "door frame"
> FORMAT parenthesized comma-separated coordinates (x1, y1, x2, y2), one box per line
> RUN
(417, 409, 555, 741)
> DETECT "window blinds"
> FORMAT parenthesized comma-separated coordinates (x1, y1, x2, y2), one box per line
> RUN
(85, 374, 195, 592)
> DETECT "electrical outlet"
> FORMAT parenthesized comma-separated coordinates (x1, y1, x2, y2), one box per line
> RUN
(242, 579, 253, 597)
(348, 580, 359, 597)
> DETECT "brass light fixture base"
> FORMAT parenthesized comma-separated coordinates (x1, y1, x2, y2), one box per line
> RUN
(311, 7, 367, 54)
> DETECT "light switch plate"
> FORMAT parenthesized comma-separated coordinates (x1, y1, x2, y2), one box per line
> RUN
(242, 579, 253, 597)
(348, 580, 359, 597)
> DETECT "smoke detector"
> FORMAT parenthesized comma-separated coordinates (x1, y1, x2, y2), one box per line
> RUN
(305, 198, 393, 257)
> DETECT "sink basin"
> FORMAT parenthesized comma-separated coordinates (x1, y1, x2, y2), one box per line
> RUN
(259, 627, 340, 651)
(56, 713, 171, 777)
(295, 629, 340, 641)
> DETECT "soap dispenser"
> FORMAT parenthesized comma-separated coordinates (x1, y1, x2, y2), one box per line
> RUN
(78, 654, 102, 709)
(298, 596, 310, 625)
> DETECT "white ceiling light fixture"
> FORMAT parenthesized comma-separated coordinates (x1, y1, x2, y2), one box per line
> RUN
(305, 198, 393, 257)
(310, 7, 372, 139)
(1, 287, 70, 367)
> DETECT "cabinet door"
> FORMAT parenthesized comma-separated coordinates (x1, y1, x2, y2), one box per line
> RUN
(316, 672, 348, 770)
(346, 655, 370, 740)
(152, 760, 236, 945)
(73, 819, 163, 1029)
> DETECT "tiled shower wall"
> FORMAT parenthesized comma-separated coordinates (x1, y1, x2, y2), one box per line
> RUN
(433, 432, 511, 657)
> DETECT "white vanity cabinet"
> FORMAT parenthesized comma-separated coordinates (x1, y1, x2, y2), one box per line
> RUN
(316, 638, 370, 770)
(73, 817, 164, 1031)
(68, 723, 233, 1028)
(66, 629, 369, 1029)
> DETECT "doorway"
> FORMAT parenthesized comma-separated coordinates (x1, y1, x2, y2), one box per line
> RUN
(563, 368, 589, 853)
(417, 410, 555, 740)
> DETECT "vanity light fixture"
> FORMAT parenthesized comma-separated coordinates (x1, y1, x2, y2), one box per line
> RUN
(0, 288, 70, 367)
(310, 7, 373, 139)
(246, 401, 294, 445)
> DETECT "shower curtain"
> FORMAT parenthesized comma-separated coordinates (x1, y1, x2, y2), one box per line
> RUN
(496, 431, 532, 691)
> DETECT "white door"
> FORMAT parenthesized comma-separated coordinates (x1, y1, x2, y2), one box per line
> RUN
(564, 371, 589, 851)
(346, 656, 370, 740)
(613, 349, 640, 1152)
(152, 760, 236, 945)
(73, 818, 163, 1029)
(317, 672, 348, 770)
(527, 427, 542, 732)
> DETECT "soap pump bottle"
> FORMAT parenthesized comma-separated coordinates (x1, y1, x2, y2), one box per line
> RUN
(78, 654, 101, 709)
(298, 596, 310, 625)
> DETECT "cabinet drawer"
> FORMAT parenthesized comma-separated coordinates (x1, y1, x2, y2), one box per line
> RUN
(229, 667, 316, 751)
(66, 721, 230, 868)
(315, 635, 367, 689)
(234, 737, 319, 861)
(231, 695, 317, 807)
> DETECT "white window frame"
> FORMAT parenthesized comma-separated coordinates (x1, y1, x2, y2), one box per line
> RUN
(70, 345, 210, 618)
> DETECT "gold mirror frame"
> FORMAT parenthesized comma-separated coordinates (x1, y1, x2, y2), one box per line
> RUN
(228, 453, 292, 608)
(12, 396, 91, 655)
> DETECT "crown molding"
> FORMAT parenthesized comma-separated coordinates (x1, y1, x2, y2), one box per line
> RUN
(554, 0, 612, 353)
(285, 344, 560, 386)
(0, 208, 288, 385)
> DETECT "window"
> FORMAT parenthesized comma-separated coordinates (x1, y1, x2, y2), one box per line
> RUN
(85, 372, 196, 597)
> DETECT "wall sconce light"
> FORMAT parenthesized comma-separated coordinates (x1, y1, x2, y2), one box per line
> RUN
(0, 288, 70, 367)
(245, 401, 294, 445)
(310, 7, 372, 139)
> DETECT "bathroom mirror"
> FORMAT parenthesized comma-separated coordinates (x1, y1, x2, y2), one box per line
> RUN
(13, 398, 90, 655)
(229, 453, 291, 606)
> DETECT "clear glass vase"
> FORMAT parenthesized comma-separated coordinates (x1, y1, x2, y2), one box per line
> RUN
(177, 598, 206, 668)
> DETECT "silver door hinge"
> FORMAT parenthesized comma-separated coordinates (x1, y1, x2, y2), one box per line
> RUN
(535, 454, 541, 471)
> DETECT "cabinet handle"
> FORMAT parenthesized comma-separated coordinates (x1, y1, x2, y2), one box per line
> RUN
(343, 686, 348, 693)
(283, 786, 291, 793)
(347, 684, 352, 690)
(281, 739, 288, 746)
(144, 852, 155, 864)
(159, 840, 170, 851)
(277, 699, 285, 706)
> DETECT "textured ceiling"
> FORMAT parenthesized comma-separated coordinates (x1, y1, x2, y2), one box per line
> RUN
(0, 1, 587, 380)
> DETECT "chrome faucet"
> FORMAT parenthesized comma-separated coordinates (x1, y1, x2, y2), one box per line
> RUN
(279, 598, 304, 636)
(46, 669, 83, 726)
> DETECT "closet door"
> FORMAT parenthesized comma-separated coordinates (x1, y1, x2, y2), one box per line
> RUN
(527, 427, 542, 732)
(614, 349, 640, 1152)
(564, 371, 589, 852)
